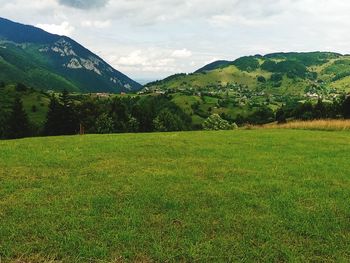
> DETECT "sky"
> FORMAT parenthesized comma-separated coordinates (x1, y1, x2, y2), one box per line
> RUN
(1, 0, 350, 82)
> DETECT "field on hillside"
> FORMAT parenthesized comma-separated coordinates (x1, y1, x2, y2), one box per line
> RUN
(0, 130, 350, 262)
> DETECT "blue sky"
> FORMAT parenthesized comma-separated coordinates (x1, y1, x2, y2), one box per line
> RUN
(1, 0, 350, 81)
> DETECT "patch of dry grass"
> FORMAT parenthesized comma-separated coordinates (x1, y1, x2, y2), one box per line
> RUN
(264, 119, 350, 131)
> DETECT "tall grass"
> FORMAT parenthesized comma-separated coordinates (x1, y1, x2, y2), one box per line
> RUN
(265, 119, 350, 131)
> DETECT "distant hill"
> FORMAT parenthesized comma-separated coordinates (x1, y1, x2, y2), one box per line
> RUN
(145, 51, 350, 96)
(195, 60, 231, 73)
(0, 17, 142, 93)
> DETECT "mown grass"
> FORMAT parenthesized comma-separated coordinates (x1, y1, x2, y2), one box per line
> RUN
(0, 130, 350, 262)
(265, 119, 350, 131)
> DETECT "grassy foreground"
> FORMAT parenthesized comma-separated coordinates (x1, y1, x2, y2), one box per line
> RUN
(0, 130, 350, 262)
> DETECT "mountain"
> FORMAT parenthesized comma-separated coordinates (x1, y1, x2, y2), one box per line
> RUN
(0, 17, 142, 93)
(145, 52, 350, 97)
(144, 51, 350, 126)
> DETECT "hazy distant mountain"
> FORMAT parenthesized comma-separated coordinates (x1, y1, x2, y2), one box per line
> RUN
(0, 17, 142, 93)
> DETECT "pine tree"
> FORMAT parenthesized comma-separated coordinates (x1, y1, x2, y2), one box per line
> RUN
(44, 95, 62, 135)
(59, 89, 78, 135)
(6, 96, 30, 139)
(0, 108, 8, 138)
(44, 90, 78, 136)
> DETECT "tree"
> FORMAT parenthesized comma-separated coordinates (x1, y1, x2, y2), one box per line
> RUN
(76, 98, 102, 134)
(96, 113, 114, 134)
(44, 95, 62, 136)
(314, 99, 326, 119)
(44, 90, 78, 136)
(249, 107, 275, 124)
(257, 76, 266, 83)
(44, 91, 78, 136)
(0, 108, 8, 138)
(110, 98, 129, 132)
(59, 89, 78, 135)
(343, 96, 350, 119)
(203, 114, 235, 130)
(31, 105, 37, 113)
(153, 109, 185, 132)
(6, 96, 31, 139)
(127, 116, 139, 133)
(294, 102, 314, 120)
(270, 73, 283, 82)
(276, 108, 287, 124)
(15, 83, 28, 92)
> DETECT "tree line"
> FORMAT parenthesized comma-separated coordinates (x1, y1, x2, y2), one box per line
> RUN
(1, 88, 350, 139)
(275, 96, 350, 124)
(0, 90, 193, 139)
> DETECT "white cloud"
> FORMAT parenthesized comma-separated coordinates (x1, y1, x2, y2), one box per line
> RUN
(4, 0, 350, 79)
(108, 49, 184, 75)
(171, 49, 192, 58)
(114, 50, 149, 67)
(81, 20, 111, 28)
(36, 21, 74, 36)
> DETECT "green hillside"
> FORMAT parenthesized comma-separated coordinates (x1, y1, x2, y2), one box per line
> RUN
(144, 52, 350, 124)
(1, 130, 350, 262)
(0, 43, 79, 92)
(0, 84, 50, 127)
(0, 17, 142, 93)
(147, 52, 350, 94)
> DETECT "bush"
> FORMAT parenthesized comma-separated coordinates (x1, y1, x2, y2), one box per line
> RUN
(203, 114, 237, 130)
(96, 113, 114, 134)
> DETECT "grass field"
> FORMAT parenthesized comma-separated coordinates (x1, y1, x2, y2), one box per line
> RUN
(1, 130, 350, 262)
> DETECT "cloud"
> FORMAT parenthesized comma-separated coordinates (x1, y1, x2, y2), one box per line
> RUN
(171, 49, 192, 58)
(4, 0, 350, 79)
(58, 0, 108, 9)
(81, 20, 111, 28)
(36, 21, 75, 36)
(114, 50, 150, 67)
(109, 49, 184, 74)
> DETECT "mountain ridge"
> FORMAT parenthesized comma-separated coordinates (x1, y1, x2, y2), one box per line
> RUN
(145, 51, 350, 96)
(0, 17, 142, 93)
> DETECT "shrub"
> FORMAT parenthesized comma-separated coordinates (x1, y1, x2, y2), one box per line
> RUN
(96, 113, 114, 134)
(203, 114, 237, 130)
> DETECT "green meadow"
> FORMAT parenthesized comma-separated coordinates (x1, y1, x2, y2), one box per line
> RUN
(0, 130, 350, 262)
